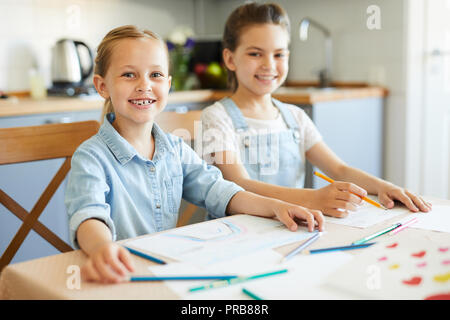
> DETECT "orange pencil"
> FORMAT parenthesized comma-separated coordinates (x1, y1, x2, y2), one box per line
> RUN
(314, 171, 387, 210)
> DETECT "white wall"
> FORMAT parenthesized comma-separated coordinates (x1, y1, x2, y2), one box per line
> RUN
(0, 0, 196, 91)
(202, 0, 409, 188)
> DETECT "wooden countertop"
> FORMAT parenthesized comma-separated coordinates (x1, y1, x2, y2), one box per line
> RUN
(0, 86, 388, 118)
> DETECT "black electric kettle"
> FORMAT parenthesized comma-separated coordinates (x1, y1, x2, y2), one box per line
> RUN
(51, 39, 94, 87)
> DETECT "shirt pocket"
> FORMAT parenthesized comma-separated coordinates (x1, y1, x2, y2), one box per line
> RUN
(164, 175, 183, 214)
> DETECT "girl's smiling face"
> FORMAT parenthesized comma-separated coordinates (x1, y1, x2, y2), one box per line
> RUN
(224, 23, 290, 97)
(94, 37, 171, 127)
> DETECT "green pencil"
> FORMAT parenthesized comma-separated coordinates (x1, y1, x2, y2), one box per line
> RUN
(242, 288, 264, 300)
(352, 223, 401, 245)
(188, 269, 288, 292)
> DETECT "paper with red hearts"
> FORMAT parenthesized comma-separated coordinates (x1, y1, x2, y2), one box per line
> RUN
(324, 236, 450, 299)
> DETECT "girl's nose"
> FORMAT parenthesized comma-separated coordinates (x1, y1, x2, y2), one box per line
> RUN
(136, 78, 152, 92)
(262, 56, 275, 70)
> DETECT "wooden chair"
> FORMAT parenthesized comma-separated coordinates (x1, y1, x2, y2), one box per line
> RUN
(0, 120, 100, 272)
(155, 110, 202, 142)
(155, 110, 203, 227)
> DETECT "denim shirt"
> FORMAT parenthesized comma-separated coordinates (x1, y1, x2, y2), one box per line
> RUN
(65, 114, 243, 249)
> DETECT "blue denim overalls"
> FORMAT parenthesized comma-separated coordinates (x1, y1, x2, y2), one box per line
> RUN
(221, 97, 305, 188)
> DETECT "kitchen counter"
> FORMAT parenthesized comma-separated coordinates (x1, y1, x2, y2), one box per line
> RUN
(0, 86, 388, 117)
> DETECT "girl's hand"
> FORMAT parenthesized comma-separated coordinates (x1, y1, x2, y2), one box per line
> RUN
(271, 199, 325, 232)
(310, 181, 368, 218)
(377, 182, 432, 212)
(81, 242, 135, 283)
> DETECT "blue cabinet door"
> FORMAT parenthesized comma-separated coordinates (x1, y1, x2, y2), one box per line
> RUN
(310, 97, 384, 188)
(0, 159, 69, 263)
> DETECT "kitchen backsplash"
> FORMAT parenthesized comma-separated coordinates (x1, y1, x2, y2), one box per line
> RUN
(1, 0, 405, 94)
(0, 0, 198, 91)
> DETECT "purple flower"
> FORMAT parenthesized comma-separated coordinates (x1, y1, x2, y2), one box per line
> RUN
(184, 38, 195, 50)
(166, 41, 175, 51)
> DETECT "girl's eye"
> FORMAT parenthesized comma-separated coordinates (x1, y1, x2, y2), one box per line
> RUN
(151, 72, 164, 78)
(122, 72, 135, 78)
(276, 51, 289, 58)
(248, 52, 261, 57)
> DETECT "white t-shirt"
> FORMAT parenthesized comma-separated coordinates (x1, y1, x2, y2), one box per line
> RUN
(200, 100, 323, 164)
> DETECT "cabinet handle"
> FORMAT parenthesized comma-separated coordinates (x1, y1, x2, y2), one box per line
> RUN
(44, 117, 72, 124)
(174, 106, 188, 114)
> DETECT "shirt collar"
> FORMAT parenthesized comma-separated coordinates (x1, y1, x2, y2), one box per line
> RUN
(98, 113, 175, 165)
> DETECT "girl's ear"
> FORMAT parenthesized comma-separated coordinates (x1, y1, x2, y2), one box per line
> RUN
(93, 74, 110, 99)
(222, 48, 236, 72)
(167, 75, 172, 92)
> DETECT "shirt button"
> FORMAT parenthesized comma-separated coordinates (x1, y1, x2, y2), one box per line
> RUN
(150, 166, 156, 172)
(156, 203, 161, 209)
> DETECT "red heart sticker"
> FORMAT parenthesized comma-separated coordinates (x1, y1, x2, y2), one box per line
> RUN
(424, 293, 450, 300)
(412, 250, 426, 258)
(402, 276, 422, 286)
(386, 243, 398, 248)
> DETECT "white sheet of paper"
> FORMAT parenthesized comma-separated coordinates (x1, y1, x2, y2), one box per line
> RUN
(126, 215, 315, 267)
(243, 251, 355, 300)
(149, 250, 284, 300)
(325, 200, 406, 228)
(408, 205, 450, 233)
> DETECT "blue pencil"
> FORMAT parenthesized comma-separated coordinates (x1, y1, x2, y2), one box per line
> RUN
(304, 242, 376, 254)
(124, 246, 167, 265)
(281, 232, 321, 262)
(129, 275, 238, 282)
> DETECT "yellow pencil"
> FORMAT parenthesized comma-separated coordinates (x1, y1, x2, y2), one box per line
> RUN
(314, 171, 387, 210)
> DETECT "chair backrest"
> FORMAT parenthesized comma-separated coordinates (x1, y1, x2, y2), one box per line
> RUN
(0, 120, 99, 272)
(155, 110, 202, 142)
(155, 111, 204, 227)
(0, 120, 100, 164)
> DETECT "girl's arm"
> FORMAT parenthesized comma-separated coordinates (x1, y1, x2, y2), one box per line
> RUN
(77, 219, 114, 256)
(226, 190, 324, 233)
(212, 150, 366, 218)
(77, 219, 135, 283)
(306, 141, 431, 212)
(305, 141, 381, 193)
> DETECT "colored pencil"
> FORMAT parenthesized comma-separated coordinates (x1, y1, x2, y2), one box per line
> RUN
(281, 232, 321, 262)
(129, 275, 238, 282)
(389, 217, 418, 235)
(314, 171, 387, 210)
(242, 288, 264, 300)
(124, 246, 167, 265)
(189, 269, 288, 292)
(352, 223, 401, 245)
(303, 242, 376, 254)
